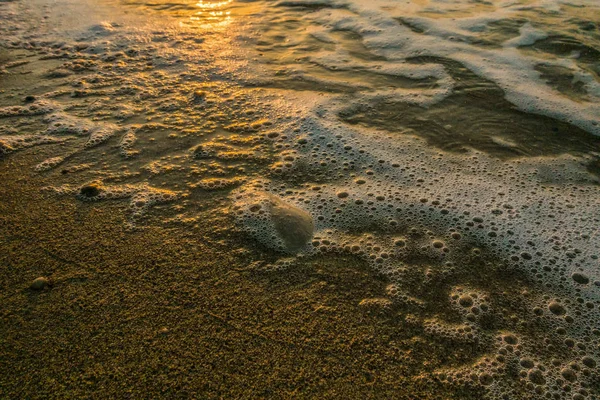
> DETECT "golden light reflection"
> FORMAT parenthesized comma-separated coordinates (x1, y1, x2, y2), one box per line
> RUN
(189, 0, 233, 29)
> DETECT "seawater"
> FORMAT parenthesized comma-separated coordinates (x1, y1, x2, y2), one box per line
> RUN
(1, 0, 599, 398)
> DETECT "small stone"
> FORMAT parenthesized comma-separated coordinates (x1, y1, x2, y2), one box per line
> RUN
(24, 95, 36, 103)
(79, 184, 101, 198)
(30, 277, 49, 290)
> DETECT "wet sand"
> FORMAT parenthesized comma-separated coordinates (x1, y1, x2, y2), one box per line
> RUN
(2, 0, 600, 398)
(0, 148, 483, 399)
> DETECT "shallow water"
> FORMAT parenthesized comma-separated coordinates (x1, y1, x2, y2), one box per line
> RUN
(1, 0, 600, 398)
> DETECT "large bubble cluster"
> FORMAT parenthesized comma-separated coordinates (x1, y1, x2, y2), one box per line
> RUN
(231, 93, 600, 398)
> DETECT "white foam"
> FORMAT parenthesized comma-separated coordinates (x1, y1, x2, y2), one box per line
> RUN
(273, 0, 600, 135)
(232, 89, 600, 397)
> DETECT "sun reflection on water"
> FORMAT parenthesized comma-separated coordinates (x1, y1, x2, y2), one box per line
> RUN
(189, 0, 233, 29)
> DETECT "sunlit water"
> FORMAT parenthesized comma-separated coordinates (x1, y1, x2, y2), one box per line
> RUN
(1, 0, 599, 398)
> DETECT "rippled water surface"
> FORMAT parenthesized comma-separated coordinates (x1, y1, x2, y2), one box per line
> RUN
(1, 0, 600, 398)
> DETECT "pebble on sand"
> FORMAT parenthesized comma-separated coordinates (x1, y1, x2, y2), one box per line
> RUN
(79, 183, 102, 198)
(30, 277, 49, 290)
